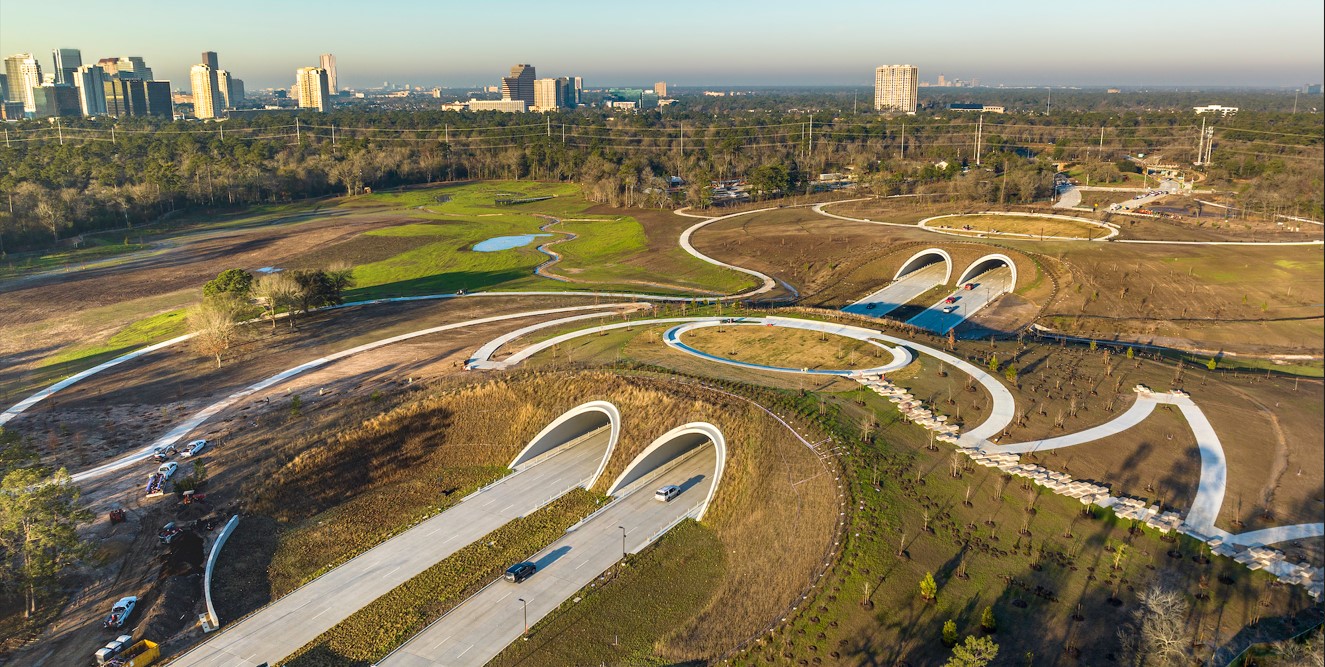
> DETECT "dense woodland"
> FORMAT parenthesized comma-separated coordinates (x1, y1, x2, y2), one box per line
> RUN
(0, 90, 1319, 252)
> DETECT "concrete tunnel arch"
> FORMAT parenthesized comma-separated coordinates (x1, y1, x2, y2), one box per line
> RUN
(509, 400, 620, 489)
(606, 422, 726, 521)
(957, 253, 1018, 291)
(894, 248, 954, 284)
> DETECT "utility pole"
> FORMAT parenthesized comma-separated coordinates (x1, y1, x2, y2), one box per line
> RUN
(219, 122, 224, 141)
(295, 117, 301, 143)
(1196, 117, 1206, 165)
(679, 121, 684, 156)
(1099, 126, 1105, 156)
(900, 121, 906, 160)
(974, 114, 983, 166)
(1046, 87, 1051, 114)
(331, 124, 336, 149)
(561, 123, 565, 143)
(517, 598, 528, 637)
(444, 123, 449, 144)
(1293, 91, 1299, 114)
(808, 114, 814, 158)
(546, 116, 551, 137)
(3, 128, 8, 148)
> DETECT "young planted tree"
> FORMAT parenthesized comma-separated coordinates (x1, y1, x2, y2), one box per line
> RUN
(203, 268, 254, 300)
(920, 571, 939, 602)
(945, 636, 1000, 667)
(980, 606, 998, 633)
(943, 619, 959, 647)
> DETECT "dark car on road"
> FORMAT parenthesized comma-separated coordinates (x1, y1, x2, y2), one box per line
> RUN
(505, 561, 537, 583)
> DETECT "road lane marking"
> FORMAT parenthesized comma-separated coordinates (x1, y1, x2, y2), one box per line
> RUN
(381, 565, 402, 579)
(458, 644, 473, 658)
(429, 634, 454, 651)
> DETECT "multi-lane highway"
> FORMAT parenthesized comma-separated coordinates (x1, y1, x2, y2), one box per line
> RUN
(841, 262, 947, 317)
(380, 447, 717, 667)
(906, 266, 1014, 334)
(170, 430, 612, 667)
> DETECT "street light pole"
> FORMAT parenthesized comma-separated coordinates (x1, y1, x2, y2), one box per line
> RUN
(518, 597, 528, 637)
(619, 526, 627, 559)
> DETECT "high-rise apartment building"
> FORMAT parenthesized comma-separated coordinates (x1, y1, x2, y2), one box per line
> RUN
(654, 81, 667, 97)
(572, 76, 583, 106)
(874, 64, 918, 113)
(534, 77, 571, 111)
(216, 71, 244, 108)
(190, 64, 222, 118)
(501, 64, 536, 106)
(319, 53, 338, 94)
(73, 64, 107, 116)
(295, 66, 331, 112)
(52, 48, 82, 86)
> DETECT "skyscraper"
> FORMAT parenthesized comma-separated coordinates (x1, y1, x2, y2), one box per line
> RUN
(874, 64, 918, 113)
(33, 84, 81, 118)
(217, 70, 233, 109)
(73, 63, 107, 116)
(533, 77, 569, 111)
(319, 53, 338, 94)
(5, 54, 43, 113)
(144, 81, 172, 117)
(654, 81, 667, 97)
(501, 64, 536, 106)
(117, 56, 153, 80)
(202, 51, 219, 70)
(295, 66, 331, 112)
(190, 63, 222, 118)
(0, 73, 7, 103)
(572, 76, 583, 106)
(52, 48, 82, 86)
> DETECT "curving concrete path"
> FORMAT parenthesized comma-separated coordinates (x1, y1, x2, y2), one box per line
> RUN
(662, 319, 912, 377)
(68, 304, 635, 484)
(991, 398, 1157, 454)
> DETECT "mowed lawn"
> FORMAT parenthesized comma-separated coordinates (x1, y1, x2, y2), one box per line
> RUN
(346, 180, 754, 298)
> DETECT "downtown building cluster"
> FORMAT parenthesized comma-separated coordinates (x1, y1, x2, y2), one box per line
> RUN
(464, 64, 582, 112)
(1, 50, 172, 120)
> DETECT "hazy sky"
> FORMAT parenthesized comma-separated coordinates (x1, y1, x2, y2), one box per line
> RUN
(3, 0, 1322, 89)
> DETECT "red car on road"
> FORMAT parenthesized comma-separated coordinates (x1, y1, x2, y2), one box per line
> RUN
(944, 296, 958, 304)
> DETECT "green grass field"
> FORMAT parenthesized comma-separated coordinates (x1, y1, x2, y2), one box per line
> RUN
(39, 308, 189, 368)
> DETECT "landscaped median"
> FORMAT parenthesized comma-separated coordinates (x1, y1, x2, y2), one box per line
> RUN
(278, 488, 605, 667)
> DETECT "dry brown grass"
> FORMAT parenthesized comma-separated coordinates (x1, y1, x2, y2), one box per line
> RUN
(241, 370, 837, 661)
(680, 325, 893, 372)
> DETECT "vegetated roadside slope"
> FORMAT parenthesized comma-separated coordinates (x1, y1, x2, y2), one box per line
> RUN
(241, 370, 837, 661)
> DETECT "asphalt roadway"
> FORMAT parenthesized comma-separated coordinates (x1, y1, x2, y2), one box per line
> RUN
(841, 262, 947, 317)
(906, 266, 1014, 334)
(380, 446, 718, 667)
(169, 430, 613, 667)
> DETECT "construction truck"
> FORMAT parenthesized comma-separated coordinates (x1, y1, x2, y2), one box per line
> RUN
(105, 639, 159, 667)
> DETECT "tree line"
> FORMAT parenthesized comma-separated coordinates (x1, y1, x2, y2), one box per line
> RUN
(0, 101, 1318, 253)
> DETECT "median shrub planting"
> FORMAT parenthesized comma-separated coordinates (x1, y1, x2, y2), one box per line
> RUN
(281, 489, 602, 667)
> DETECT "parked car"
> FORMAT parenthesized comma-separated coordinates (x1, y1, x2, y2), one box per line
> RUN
(94, 634, 134, 664)
(655, 484, 682, 502)
(504, 561, 537, 583)
(180, 439, 208, 458)
(963, 283, 975, 290)
(103, 596, 137, 629)
(157, 462, 178, 479)
(151, 445, 175, 462)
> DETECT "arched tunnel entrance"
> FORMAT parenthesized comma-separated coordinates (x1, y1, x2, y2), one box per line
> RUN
(606, 422, 726, 520)
(509, 400, 620, 488)
(956, 253, 1017, 292)
(894, 248, 954, 284)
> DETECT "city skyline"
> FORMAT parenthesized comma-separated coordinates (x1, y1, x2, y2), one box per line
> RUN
(2, 0, 1322, 89)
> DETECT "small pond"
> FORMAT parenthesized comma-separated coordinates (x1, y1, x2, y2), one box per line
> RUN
(472, 234, 552, 252)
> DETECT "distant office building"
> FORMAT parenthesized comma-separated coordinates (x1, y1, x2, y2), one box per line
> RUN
(73, 64, 107, 116)
(0, 73, 7, 102)
(320, 53, 338, 94)
(96, 57, 121, 77)
(501, 64, 536, 106)
(227, 77, 245, 106)
(948, 103, 1004, 113)
(190, 64, 223, 118)
(52, 48, 82, 86)
(117, 56, 153, 80)
(33, 84, 81, 118)
(0, 101, 23, 120)
(468, 99, 527, 112)
(202, 51, 219, 70)
(6, 54, 44, 112)
(1305, 83, 1323, 95)
(654, 81, 667, 97)
(874, 64, 918, 113)
(144, 80, 172, 117)
(295, 66, 331, 111)
(1193, 104, 1238, 116)
(936, 74, 946, 87)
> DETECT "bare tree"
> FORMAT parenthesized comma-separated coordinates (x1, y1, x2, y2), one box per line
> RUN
(189, 296, 245, 368)
(252, 272, 299, 331)
(1118, 584, 1191, 666)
